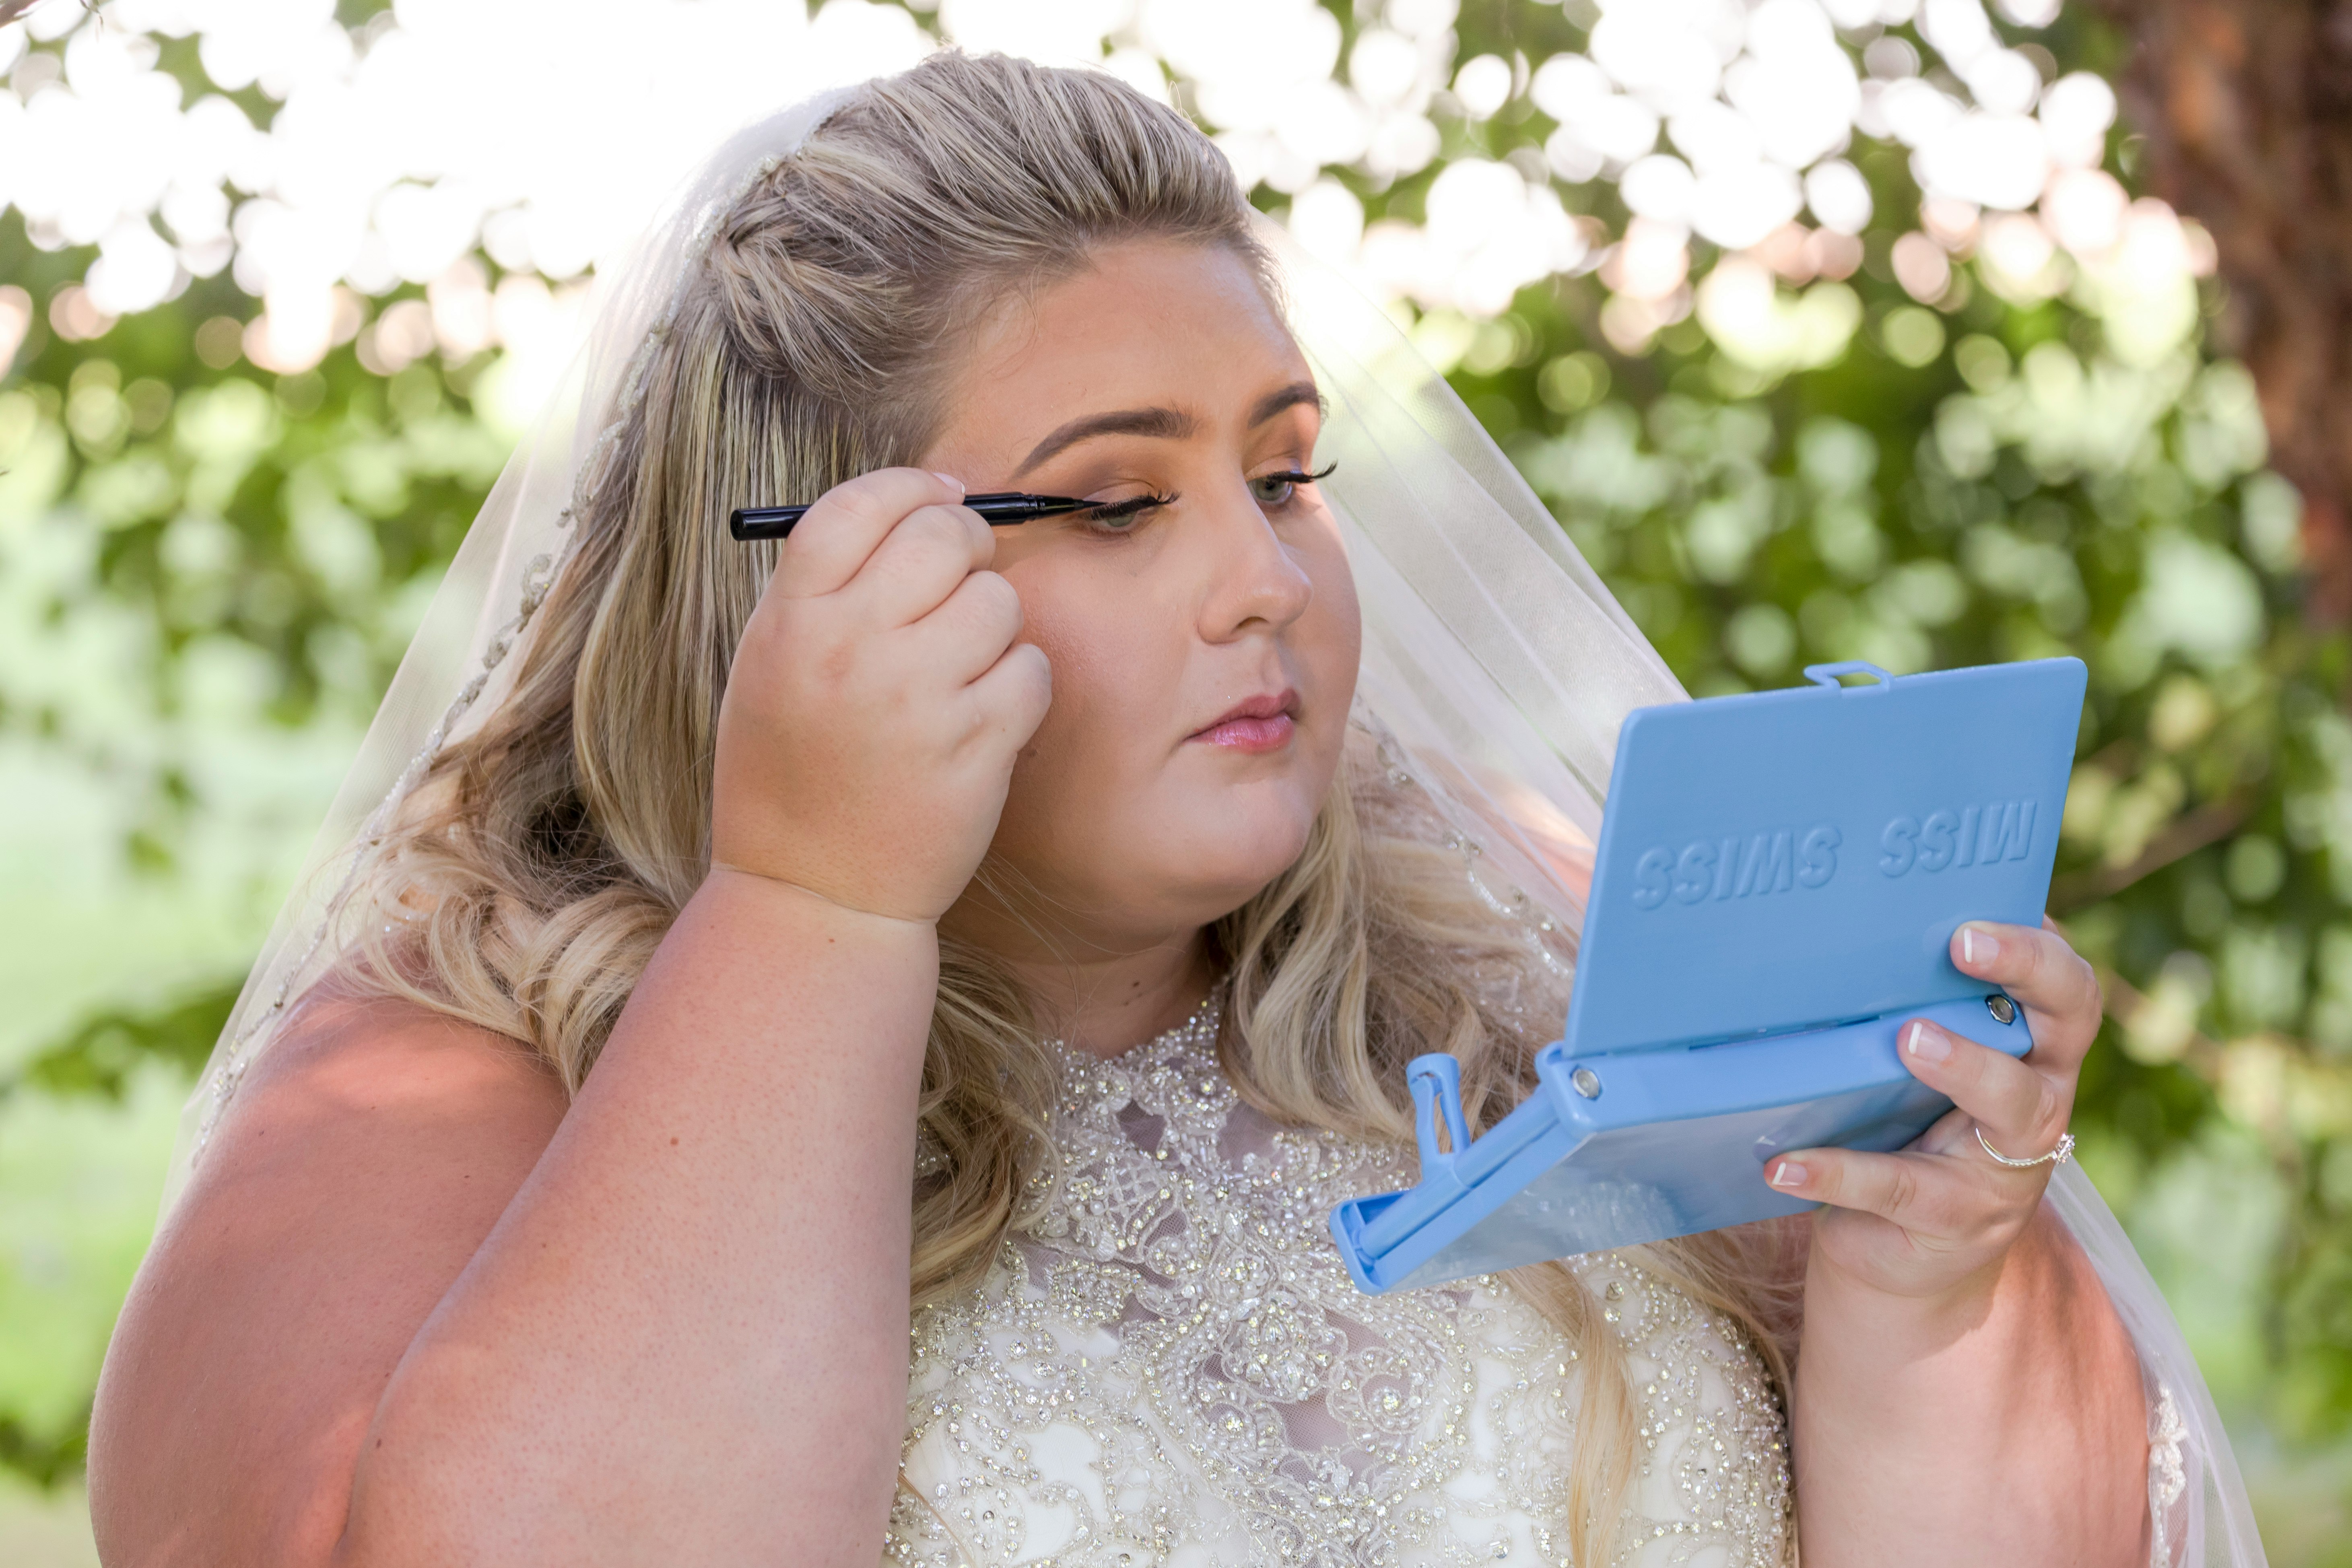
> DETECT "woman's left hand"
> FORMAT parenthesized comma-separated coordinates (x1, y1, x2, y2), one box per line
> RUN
(1762, 917, 2102, 1301)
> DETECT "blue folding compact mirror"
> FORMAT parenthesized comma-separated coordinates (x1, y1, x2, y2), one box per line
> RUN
(1330, 657, 2087, 1294)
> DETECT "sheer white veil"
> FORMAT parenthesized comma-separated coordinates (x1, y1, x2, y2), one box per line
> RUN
(164, 76, 2265, 1568)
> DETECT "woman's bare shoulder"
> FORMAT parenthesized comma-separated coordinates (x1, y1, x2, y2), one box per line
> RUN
(219, 985, 566, 1155)
(88, 990, 566, 1566)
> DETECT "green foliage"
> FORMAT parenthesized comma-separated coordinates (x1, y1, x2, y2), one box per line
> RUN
(1, 212, 502, 756)
(6, 979, 236, 1104)
(0, 1408, 86, 1493)
(5, 0, 2352, 1531)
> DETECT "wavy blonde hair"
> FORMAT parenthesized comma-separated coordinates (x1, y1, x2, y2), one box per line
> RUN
(341, 52, 1800, 1564)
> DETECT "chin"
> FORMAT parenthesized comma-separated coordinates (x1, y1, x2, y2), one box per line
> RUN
(1152, 794, 1324, 921)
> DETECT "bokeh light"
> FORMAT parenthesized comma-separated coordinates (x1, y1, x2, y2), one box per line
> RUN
(0, 0, 2208, 391)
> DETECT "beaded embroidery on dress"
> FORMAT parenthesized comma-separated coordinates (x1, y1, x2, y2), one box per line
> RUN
(888, 995, 1792, 1568)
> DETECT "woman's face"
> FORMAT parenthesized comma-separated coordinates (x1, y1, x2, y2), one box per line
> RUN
(921, 239, 1360, 953)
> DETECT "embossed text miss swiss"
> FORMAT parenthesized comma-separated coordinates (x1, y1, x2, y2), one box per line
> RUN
(1628, 799, 2038, 911)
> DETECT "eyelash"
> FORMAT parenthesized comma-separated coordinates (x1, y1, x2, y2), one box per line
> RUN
(1083, 491, 1176, 527)
(1082, 461, 1336, 533)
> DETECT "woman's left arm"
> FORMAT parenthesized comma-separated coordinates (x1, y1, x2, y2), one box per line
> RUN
(1768, 919, 2150, 1567)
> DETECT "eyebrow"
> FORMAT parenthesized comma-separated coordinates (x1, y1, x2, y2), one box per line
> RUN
(1010, 380, 1325, 478)
(1248, 380, 1326, 429)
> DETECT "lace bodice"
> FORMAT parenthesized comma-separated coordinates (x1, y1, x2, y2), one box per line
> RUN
(886, 999, 1793, 1567)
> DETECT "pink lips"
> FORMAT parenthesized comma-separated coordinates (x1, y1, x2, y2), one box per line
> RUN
(1191, 690, 1298, 753)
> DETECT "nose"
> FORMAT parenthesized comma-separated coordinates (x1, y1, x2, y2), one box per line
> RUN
(1195, 479, 1313, 641)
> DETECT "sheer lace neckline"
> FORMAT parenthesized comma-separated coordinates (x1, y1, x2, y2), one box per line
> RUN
(892, 974, 1797, 1566)
(1039, 984, 1224, 1074)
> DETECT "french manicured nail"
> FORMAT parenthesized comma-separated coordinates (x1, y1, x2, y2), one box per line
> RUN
(1770, 1161, 1808, 1188)
(1962, 925, 1999, 967)
(1905, 1020, 1952, 1063)
(932, 471, 965, 492)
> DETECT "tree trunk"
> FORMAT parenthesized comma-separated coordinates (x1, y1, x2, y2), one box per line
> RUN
(2101, 0, 2352, 618)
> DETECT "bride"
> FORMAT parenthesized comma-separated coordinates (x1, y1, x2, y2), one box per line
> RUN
(86, 52, 2257, 1568)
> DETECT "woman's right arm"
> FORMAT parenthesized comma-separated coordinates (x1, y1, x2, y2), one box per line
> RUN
(88, 469, 1049, 1566)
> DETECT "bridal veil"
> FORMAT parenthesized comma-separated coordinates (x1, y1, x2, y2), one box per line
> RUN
(162, 78, 2267, 1568)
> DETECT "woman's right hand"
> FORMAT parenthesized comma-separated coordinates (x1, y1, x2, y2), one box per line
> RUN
(97, 473, 1019, 1563)
(712, 467, 1051, 923)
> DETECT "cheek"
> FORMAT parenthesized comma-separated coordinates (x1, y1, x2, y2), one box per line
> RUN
(996, 560, 1179, 812)
(1299, 530, 1364, 713)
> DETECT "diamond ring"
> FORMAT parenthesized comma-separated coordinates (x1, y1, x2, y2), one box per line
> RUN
(1976, 1126, 2074, 1169)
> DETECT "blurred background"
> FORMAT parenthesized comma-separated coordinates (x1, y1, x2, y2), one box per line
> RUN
(1, 0, 2346, 1560)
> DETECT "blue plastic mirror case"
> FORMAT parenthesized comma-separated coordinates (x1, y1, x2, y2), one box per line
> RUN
(1329, 993, 2032, 1294)
(1328, 657, 2084, 1295)
(1567, 657, 2084, 1059)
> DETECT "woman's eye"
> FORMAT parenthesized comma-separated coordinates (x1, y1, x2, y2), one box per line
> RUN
(1248, 473, 1299, 508)
(1082, 492, 1172, 531)
(1247, 463, 1334, 511)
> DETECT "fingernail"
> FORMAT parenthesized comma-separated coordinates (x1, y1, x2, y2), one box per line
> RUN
(1770, 1162, 1808, 1188)
(932, 471, 965, 493)
(1905, 1020, 1951, 1063)
(1962, 925, 1999, 966)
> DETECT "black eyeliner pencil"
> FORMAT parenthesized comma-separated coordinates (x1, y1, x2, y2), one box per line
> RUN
(730, 492, 1095, 541)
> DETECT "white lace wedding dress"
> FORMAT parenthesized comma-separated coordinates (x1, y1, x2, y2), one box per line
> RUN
(885, 997, 1794, 1568)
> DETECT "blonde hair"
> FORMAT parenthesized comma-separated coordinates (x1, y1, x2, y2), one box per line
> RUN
(341, 53, 1797, 1563)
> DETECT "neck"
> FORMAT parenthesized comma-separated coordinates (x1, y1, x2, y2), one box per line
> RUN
(942, 894, 1219, 1059)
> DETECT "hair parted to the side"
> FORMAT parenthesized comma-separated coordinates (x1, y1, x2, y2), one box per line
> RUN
(337, 52, 1798, 1564)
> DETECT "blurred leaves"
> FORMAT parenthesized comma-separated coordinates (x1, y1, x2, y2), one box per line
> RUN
(4, 0, 2352, 1521)
(0, 218, 501, 762)
(3, 979, 235, 1105)
(0, 1407, 86, 1492)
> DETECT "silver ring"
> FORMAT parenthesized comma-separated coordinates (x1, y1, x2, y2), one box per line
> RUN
(1977, 1126, 2074, 1169)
